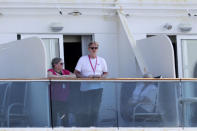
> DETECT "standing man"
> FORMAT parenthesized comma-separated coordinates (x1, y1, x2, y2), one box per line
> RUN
(74, 41, 108, 127)
(74, 41, 108, 79)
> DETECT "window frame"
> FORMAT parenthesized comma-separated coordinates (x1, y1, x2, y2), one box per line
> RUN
(177, 35, 197, 78)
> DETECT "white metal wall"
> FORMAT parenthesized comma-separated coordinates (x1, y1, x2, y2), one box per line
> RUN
(1, 1, 197, 78)
(0, 34, 17, 44)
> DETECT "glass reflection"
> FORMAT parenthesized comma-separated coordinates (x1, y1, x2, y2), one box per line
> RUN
(181, 82, 197, 127)
(119, 81, 180, 127)
(1, 80, 197, 127)
(50, 81, 117, 127)
(51, 81, 180, 127)
(0, 81, 50, 127)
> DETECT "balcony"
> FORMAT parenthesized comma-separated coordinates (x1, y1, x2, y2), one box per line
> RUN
(0, 78, 196, 128)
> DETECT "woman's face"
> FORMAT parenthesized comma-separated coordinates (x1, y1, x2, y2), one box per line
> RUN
(54, 60, 64, 70)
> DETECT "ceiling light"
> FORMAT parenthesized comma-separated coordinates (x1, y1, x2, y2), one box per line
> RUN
(68, 11, 82, 16)
(178, 23, 192, 32)
(163, 23, 172, 30)
(49, 22, 64, 32)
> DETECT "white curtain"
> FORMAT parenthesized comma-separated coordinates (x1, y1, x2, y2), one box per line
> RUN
(42, 38, 60, 69)
(181, 39, 197, 78)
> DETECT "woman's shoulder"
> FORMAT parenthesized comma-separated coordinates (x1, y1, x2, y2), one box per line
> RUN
(62, 69, 70, 75)
(48, 68, 54, 72)
(47, 69, 56, 75)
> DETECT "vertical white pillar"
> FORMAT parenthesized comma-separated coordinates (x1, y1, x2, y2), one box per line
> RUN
(117, 10, 147, 75)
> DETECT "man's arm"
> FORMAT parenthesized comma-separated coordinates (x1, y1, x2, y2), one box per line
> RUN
(74, 70, 94, 78)
(101, 58, 108, 78)
(74, 70, 84, 78)
(101, 72, 108, 78)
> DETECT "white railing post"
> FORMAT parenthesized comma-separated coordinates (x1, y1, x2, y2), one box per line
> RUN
(116, 7, 147, 75)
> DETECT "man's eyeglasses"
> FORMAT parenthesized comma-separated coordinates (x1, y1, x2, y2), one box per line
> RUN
(89, 47, 98, 50)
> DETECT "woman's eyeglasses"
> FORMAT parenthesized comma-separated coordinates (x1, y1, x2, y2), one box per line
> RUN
(89, 47, 98, 50)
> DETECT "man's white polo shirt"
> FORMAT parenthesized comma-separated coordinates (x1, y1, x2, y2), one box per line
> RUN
(75, 55, 108, 91)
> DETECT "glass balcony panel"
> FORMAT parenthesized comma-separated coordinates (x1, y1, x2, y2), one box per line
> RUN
(118, 81, 180, 127)
(50, 80, 181, 127)
(3, 80, 197, 127)
(181, 81, 197, 127)
(0, 81, 50, 127)
(50, 81, 117, 127)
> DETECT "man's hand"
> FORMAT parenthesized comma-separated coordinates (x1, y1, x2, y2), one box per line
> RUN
(93, 75, 101, 78)
(87, 75, 94, 78)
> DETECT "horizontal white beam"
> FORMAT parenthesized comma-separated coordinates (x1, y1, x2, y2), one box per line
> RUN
(0, 2, 197, 17)
(0, 2, 197, 11)
(1, 1, 197, 6)
(0, 5, 197, 11)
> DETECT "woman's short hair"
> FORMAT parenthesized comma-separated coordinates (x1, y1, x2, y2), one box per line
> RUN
(88, 41, 99, 47)
(51, 57, 62, 68)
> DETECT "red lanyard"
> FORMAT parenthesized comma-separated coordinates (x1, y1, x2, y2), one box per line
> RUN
(88, 55, 97, 74)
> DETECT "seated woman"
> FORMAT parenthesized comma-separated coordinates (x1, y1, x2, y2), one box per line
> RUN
(48, 57, 75, 78)
(48, 57, 75, 127)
